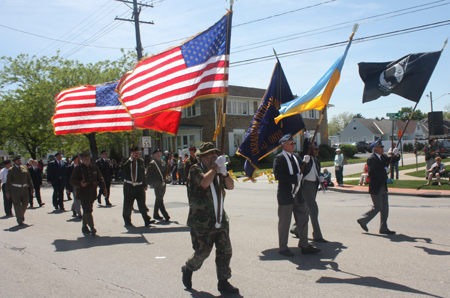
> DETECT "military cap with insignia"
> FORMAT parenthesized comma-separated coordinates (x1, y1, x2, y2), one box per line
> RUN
(196, 142, 220, 157)
(12, 156, 21, 161)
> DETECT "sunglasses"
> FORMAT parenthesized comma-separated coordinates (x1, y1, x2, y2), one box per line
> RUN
(313, 148, 320, 151)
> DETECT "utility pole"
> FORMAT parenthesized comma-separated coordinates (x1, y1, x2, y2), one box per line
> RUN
(115, 0, 154, 164)
(428, 91, 433, 112)
(115, 0, 153, 60)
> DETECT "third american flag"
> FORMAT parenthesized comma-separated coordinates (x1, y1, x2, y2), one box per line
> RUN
(117, 12, 232, 118)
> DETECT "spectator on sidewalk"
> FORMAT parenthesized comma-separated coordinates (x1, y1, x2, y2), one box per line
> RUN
(334, 148, 344, 186)
(358, 162, 369, 186)
(425, 138, 439, 179)
(388, 148, 399, 180)
(425, 157, 445, 186)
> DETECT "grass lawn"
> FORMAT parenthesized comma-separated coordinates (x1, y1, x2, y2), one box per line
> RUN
(344, 162, 428, 178)
(344, 179, 450, 190)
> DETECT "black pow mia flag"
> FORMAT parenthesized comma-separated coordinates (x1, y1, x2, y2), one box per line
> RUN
(358, 51, 442, 103)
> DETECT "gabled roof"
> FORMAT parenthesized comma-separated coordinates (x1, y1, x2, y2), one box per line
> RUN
(353, 118, 392, 135)
(395, 120, 421, 134)
(228, 85, 266, 99)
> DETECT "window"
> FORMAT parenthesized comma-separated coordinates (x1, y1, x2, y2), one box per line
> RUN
(417, 124, 421, 131)
(182, 101, 201, 118)
(301, 110, 319, 119)
(349, 137, 353, 143)
(227, 100, 248, 115)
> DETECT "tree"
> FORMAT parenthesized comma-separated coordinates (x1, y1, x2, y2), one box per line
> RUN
(354, 113, 364, 118)
(444, 104, 450, 120)
(328, 111, 355, 136)
(0, 50, 139, 160)
(397, 107, 427, 121)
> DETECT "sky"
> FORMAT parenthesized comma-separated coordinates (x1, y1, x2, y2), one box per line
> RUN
(1, 0, 449, 121)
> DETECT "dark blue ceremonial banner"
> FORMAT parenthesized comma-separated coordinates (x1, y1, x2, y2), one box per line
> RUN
(236, 60, 305, 178)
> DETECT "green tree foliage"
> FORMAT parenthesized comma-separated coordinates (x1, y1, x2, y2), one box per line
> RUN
(397, 107, 427, 121)
(0, 51, 138, 159)
(354, 113, 364, 118)
(444, 104, 450, 120)
(328, 111, 355, 136)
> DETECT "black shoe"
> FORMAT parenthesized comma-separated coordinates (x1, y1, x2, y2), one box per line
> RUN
(149, 219, 156, 224)
(144, 220, 153, 227)
(39, 203, 45, 207)
(181, 265, 192, 289)
(290, 227, 299, 238)
(72, 211, 77, 217)
(124, 222, 134, 227)
(380, 230, 396, 235)
(154, 215, 163, 220)
(301, 245, 321, 255)
(314, 238, 329, 243)
(357, 219, 368, 232)
(105, 202, 112, 206)
(54, 207, 59, 210)
(91, 228, 97, 236)
(279, 249, 295, 257)
(67, 198, 72, 201)
(82, 226, 90, 234)
(164, 216, 170, 222)
(218, 280, 239, 294)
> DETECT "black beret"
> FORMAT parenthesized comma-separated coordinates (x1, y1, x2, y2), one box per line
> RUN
(12, 156, 21, 161)
(153, 148, 162, 155)
(72, 155, 79, 160)
(55, 152, 61, 157)
(131, 147, 141, 152)
(100, 149, 108, 154)
(3, 160, 11, 165)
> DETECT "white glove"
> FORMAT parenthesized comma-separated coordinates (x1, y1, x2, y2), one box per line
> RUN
(215, 155, 227, 168)
(385, 167, 389, 174)
(218, 164, 227, 175)
(297, 173, 303, 183)
(304, 131, 310, 139)
(303, 155, 310, 163)
(393, 148, 399, 155)
(319, 176, 324, 183)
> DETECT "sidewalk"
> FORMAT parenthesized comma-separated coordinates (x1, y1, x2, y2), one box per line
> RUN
(328, 183, 450, 198)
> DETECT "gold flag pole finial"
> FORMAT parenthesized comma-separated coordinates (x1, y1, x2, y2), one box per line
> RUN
(273, 48, 279, 60)
(442, 38, 448, 51)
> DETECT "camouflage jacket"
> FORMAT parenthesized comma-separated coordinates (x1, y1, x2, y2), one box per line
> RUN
(184, 156, 199, 180)
(186, 163, 229, 231)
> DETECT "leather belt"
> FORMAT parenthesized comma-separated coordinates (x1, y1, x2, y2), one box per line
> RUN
(124, 179, 143, 186)
(11, 183, 28, 187)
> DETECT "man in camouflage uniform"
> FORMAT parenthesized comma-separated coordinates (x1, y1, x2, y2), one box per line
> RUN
(122, 147, 154, 227)
(5, 156, 34, 226)
(184, 147, 198, 181)
(147, 149, 170, 221)
(181, 142, 238, 294)
(70, 151, 106, 236)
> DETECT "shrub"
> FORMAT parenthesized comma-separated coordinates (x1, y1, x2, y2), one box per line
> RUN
(260, 153, 275, 164)
(319, 144, 336, 156)
(403, 143, 409, 153)
(319, 148, 330, 159)
(229, 154, 246, 166)
(339, 144, 358, 158)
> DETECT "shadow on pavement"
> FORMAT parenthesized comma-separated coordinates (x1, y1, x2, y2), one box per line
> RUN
(415, 246, 450, 255)
(186, 288, 243, 298)
(365, 233, 432, 243)
(316, 275, 443, 298)
(259, 241, 347, 271)
(53, 235, 151, 252)
(123, 225, 190, 234)
(4, 224, 33, 232)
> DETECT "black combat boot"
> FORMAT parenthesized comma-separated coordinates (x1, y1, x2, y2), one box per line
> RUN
(181, 265, 192, 289)
(218, 279, 239, 294)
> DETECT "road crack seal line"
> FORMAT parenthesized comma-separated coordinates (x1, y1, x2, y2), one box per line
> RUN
(0, 241, 147, 298)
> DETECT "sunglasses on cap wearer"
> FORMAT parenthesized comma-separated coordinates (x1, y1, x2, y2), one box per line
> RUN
(286, 141, 296, 145)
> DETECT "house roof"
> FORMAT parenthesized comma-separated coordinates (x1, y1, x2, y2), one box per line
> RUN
(354, 118, 392, 135)
(395, 120, 421, 134)
(228, 85, 266, 99)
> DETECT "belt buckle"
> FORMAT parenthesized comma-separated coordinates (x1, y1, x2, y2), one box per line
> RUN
(132, 182, 137, 186)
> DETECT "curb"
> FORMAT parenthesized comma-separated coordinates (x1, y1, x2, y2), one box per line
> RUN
(326, 185, 450, 198)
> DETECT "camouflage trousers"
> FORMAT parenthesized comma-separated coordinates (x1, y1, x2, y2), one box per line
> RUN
(185, 227, 232, 280)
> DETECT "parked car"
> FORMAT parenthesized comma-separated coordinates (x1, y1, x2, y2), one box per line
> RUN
(436, 140, 450, 158)
(352, 141, 372, 153)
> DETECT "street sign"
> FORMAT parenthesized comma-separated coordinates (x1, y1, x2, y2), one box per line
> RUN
(386, 113, 401, 117)
(141, 136, 152, 148)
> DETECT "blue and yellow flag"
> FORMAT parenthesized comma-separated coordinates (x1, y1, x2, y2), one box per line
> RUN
(236, 60, 305, 178)
(275, 39, 353, 124)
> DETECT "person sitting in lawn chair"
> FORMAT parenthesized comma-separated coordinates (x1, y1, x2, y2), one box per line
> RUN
(358, 162, 369, 186)
(425, 157, 445, 186)
(319, 168, 333, 190)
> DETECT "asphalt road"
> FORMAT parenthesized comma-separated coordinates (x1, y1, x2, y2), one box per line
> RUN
(0, 177, 449, 297)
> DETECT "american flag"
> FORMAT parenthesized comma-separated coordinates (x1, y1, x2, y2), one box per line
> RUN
(52, 82, 133, 135)
(117, 12, 232, 119)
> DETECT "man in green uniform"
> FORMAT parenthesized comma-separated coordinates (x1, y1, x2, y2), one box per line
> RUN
(181, 142, 238, 294)
(5, 156, 34, 226)
(184, 147, 198, 181)
(147, 148, 170, 221)
(70, 151, 106, 236)
(122, 147, 154, 227)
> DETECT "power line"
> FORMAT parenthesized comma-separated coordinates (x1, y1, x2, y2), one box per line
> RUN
(230, 19, 450, 67)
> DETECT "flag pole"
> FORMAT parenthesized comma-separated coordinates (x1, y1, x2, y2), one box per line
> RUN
(219, 2, 233, 155)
